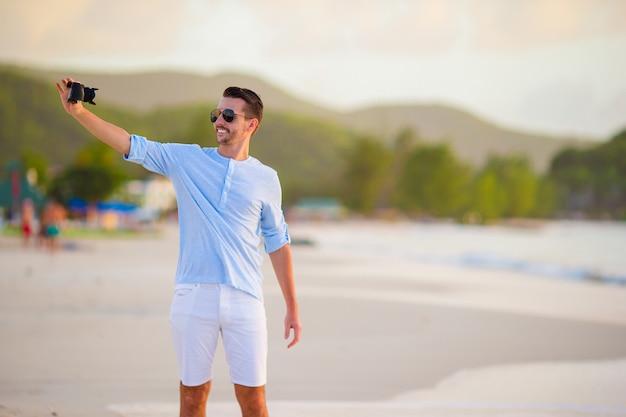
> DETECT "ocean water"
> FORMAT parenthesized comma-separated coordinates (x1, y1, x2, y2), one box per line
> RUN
(294, 220, 626, 286)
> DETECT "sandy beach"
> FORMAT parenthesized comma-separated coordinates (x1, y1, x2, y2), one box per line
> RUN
(1, 221, 626, 417)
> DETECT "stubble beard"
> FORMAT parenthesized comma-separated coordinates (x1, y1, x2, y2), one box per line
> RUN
(215, 126, 231, 145)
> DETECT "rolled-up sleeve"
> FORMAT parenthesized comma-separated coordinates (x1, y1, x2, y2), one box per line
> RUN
(263, 221, 290, 253)
(260, 173, 291, 253)
(123, 134, 178, 177)
(124, 134, 148, 164)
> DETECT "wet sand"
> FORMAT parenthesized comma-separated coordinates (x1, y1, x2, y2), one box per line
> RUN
(1, 222, 625, 417)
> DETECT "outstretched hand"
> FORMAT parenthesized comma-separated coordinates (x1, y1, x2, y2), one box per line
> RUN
(55, 77, 83, 116)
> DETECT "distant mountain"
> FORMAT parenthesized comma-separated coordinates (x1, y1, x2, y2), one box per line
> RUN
(334, 104, 591, 172)
(20, 67, 335, 117)
(13, 65, 597, 172)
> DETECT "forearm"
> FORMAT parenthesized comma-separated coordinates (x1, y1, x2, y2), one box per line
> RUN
(270, 243, 302, 348)
(73, 109, 131, 155)
(269, 244, 298, 312)
(57, 77, 131, 154)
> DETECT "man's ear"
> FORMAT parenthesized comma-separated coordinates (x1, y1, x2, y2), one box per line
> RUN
(248, 118, 260, 135)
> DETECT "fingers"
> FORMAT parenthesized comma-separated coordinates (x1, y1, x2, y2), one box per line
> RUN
(57, 78, 83, 115)
(284, 321, 302, 349)
(56, 79, 68, 98)
(56, 78, 75, 94)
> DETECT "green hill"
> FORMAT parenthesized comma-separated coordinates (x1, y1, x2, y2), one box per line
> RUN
(2, 64, 622, 220)
(2, 64, 606, 178)
(334, 104, 592, 172)
(17, 65, 600, 172)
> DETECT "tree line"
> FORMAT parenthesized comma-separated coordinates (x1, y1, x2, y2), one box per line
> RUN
(29, 124, 625, 224)
(338, 128, 625, 222)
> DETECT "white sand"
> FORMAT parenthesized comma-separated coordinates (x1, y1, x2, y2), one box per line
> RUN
(1, 221, 626, 417)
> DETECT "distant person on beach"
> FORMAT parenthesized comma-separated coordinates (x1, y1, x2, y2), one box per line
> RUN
(56, 77, 301, 417)
(20, 198, 35, 247)
(40, 200, 65, 252)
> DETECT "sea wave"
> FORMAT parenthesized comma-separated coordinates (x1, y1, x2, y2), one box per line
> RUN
(298, 220, 626, 286)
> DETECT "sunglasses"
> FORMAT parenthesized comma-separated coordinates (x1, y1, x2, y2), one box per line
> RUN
(210, 108, 247, 123)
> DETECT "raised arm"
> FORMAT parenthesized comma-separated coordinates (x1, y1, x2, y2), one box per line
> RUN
(269, 244, 302, 348)
(56, 78, 131, 155)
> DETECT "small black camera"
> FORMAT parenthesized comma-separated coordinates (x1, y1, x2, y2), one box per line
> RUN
(67, 81, 98, 105)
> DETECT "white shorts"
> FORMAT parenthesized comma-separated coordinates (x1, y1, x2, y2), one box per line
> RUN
(169, 283, 267, 387)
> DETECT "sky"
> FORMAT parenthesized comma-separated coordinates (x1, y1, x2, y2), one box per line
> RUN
(2, 0, 626, 140)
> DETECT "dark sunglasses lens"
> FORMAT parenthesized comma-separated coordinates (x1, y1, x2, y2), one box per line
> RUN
(210, 108, 236, 123)
(222, 109, 235, 122)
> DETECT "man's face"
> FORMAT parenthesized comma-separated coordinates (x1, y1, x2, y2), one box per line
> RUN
(213, 97, 251, 146)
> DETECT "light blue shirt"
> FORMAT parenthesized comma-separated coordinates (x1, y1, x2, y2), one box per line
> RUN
(124, 134, 290, 300)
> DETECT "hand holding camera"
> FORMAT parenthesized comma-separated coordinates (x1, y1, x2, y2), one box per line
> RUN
(66, 81, 98, 105)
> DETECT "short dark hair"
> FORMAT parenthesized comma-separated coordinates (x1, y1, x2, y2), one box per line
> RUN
(223, 86, 263, 125)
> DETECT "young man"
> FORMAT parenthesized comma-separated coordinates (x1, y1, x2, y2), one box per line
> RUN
(56, 78, 301, 417)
